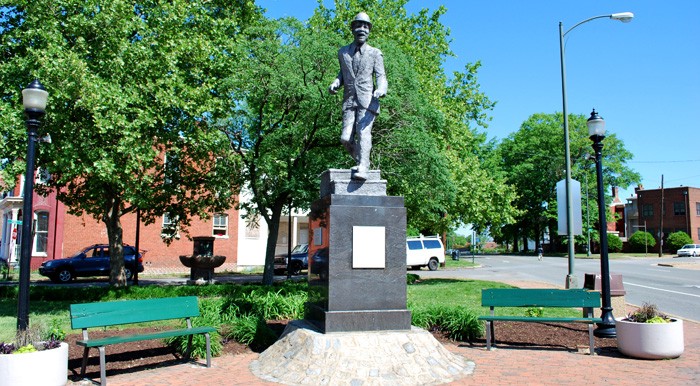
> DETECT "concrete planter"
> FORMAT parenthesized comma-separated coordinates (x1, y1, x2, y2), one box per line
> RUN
(616, 318, 684, 359)
(0, 342, 68, 385)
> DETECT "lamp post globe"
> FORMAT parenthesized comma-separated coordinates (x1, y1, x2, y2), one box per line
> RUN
(587, 109, 616, 338)
(17, 79, 48, 332)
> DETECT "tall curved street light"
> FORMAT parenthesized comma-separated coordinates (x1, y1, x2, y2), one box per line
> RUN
(559, 12, 633, 288)
(17, 79, 48, 332)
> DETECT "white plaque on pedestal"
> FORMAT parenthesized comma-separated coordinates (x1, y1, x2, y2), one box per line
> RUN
(352, 226, 386, 268)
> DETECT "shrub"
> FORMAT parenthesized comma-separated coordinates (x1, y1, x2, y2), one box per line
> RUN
(406, 273, 420, 285)
(628, 231, 656, 253)
(607, 233, 623, 252)
(409, 305, 482, 341)
(666, 231, 693, 252)
(626, 302, 670, 323)
(165, 298, 223, 359)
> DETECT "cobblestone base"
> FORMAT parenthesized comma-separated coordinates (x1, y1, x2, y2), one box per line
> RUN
(250, 320, 475, 385)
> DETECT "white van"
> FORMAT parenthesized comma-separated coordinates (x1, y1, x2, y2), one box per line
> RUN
(406, 235, 445, 271)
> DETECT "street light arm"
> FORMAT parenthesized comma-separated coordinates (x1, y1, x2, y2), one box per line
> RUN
(564, 15, 610, 37)
(563, 12, 634, 37)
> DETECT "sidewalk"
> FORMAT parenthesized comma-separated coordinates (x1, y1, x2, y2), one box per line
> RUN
(96, 315, 699, 386)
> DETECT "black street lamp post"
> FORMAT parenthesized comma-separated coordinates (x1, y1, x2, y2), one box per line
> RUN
(17, 79, 48, 332)
(587, 109, 616, 338)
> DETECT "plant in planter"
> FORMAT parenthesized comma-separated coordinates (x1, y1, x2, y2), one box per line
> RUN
(616, 302, 684, 359)
(0, 319, 69, 385)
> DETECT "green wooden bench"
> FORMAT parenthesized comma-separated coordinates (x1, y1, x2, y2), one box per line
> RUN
(479, 288, 601, 353)
(70, 296, 215, 385)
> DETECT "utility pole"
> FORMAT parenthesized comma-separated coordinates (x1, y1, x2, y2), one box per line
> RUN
(659, 175, 664, 257)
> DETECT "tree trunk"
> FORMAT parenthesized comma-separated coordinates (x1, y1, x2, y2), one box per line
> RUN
(104, 196, 127, 287)
(261, 201, 285, 285)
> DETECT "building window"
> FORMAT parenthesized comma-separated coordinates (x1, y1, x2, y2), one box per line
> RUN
(35, 167, 50, 184)
(245, 215, 260, 239)
(161, 212, 180, 238)
(33, 211, 49, 255)
(164, 152, 181, 186)
(212, 214, 228, 237)
(642, 204, 653, 217)
(697, 228, 700, 240)
(696, 202, 700, 216)
(674, 202, 686, 216)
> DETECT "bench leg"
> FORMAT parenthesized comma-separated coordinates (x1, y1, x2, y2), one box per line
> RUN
(98, 346, 107, 385)
(185, 334, 193, 360)
(205, 332, 212, 368)
(80, 347, 89, 377)
(485, 321, 493, 350)
(588, 323, 595, 355)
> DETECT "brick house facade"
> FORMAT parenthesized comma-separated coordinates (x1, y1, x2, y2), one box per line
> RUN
(635, 185, 700, 246)
(1, 173, 240, 270)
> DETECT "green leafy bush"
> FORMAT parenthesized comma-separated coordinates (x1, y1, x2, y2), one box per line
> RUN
(628, 231, 656, 253)
(409, 305, 482, 341)
(626, 302, 670, 323)
(165, 299, 223, 359)
(607, 233, 623, 252)
(406, 273, 420, 285)
(525, 307, 543, 317)
(666, 231, 693, 252)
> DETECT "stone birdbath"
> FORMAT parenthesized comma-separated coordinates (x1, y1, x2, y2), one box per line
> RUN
(179, 236, 226, 284)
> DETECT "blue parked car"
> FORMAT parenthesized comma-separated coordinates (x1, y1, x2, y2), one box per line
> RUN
(274, 244, 309, 275)
(39, 244, 145, 283)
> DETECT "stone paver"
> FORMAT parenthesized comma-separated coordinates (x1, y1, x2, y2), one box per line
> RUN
(94, 316, 699, 386)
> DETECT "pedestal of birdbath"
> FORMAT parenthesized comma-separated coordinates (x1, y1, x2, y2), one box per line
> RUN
(179, 236, 226, 284)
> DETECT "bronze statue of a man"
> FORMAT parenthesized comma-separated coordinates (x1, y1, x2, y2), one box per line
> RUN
(329, 12, 387, 180)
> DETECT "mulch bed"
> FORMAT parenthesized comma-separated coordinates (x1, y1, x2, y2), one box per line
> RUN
(65, 320, 619, 382)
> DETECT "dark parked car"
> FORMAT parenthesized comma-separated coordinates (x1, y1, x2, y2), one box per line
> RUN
(39, 244, 145, 283)
(274, 244, 309, 275)
(309, 248, 329, 281)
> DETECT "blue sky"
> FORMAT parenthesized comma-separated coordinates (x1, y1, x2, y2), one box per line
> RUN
(257, 1, 700, 200)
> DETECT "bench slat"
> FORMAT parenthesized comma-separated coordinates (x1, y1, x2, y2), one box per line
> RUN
(481, 288, 600, 308)
(70, 296, 201, 329)
(478, 316, 599, 323)
(76, 326, 216, 348)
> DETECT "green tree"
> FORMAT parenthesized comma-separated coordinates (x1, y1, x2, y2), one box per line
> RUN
(218, 17, 344, 285)
(0, 1, 260, 286)
(498, 112, 640, 251)
(628, 231, 656, 253)
(223, 0, 518, 284)
(310, 0, 518, 234)
(666, 231, 693, 252)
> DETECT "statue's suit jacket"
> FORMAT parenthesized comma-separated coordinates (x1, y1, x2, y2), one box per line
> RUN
(336, 42, 388, 115)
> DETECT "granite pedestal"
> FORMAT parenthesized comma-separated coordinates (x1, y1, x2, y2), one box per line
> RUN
(306, 169, 411, 333)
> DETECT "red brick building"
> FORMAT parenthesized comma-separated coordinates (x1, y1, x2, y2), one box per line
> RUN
(635, 185, 700, 246)
(1, 174, 239, 270)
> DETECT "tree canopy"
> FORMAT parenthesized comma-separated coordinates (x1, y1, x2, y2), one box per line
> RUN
(497, 112, 640, 251)
(219, 0, 519, 283)
(0, 0, 260, 286)
(2, 0, 521, 287)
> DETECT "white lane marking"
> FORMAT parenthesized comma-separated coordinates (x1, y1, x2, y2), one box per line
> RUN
(624, 282, 700, 298)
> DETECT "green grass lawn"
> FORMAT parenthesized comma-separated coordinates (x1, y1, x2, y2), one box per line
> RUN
(0, 276, 585, 343)
(442, 256, 480, 269)
(407, 278, 581, 318)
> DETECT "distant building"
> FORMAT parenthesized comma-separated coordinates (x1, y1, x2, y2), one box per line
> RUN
(1, 172, 308, 271)
(635, 185, 700, 246)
